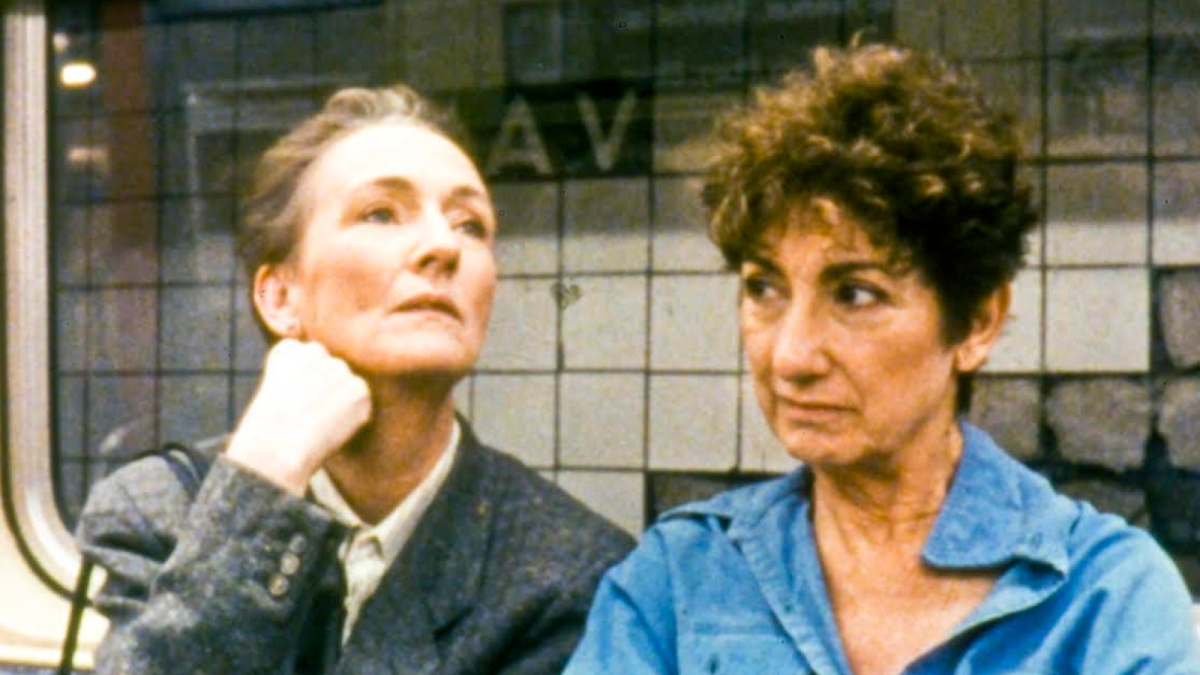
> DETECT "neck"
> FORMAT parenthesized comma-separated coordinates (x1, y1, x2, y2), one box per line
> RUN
(811, 420, 963, 554)
(323, 375, 458, 525)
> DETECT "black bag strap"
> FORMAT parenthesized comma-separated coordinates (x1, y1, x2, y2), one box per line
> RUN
(57, 556, 94, 675)
(158, 441, 213, 496)
(58, 441, 213, 674)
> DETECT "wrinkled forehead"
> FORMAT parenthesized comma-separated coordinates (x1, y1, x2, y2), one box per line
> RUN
(288, 122, 490, 228)
(311, 122, 485, 192)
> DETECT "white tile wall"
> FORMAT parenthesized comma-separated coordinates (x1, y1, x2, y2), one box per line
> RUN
(651, 176, 726, 271)
(56, 375, 85, 459)
(55, 206, 88, 285)
(1153, 163, 1200, 265)
(315, 8, 385, 81)
(89, 200, 158, 284)
(160, 197, 237, 283)
(970, 61, 1043, 153)
(943, 0, 1041, 58)
(398, 0, 481, 92)
(1047, 5, 1148, 57)
(653, 91, 741, 173)
(557, 469, 645, 536)
(1045, 268, 1150, 372)
(648, 374, 739, 470)
(161, 286, 234, 371)
(1045, 164, 1148, 265)
(650, 274, 741, 371)
(471, 1, 506, 90)
(478, 278, 558, 370)
(559, 373, 645, 468)
(563, 178, 649, 272)
(471, 373, 556, 468)
(159, 374, 230, 443)
(893, 0, 942, 50)
(452, 377, 473, 420)
(985, 268, 1043, 373)
(1018, 166, 1044, 265)
(561, 275, 647, 369)
(492, 182, 560, 274)
(89, 288, 158, 372)
(1046, 57, 1148, 156)
(1155, 215, 1200, 267)
(739, 372, 799, 474)
(56, 290, 88, 372)
(88, 375, 156, 459)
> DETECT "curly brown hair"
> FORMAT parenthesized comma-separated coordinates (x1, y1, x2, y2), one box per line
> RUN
(702, 42, 1038, 412)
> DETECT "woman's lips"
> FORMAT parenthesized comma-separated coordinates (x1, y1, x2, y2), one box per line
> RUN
(394, 293, 462, 320)
(775, 396, 853, 421)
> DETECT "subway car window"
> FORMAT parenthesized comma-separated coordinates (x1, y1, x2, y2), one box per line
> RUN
(2, 0, 1199, 669)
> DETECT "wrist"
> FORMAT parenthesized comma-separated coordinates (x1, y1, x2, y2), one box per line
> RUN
(224, 430, 320, 496)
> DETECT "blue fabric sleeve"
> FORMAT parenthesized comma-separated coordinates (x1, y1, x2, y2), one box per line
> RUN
(564, 528, 679, 674)
(1073, 529, 1200, 672)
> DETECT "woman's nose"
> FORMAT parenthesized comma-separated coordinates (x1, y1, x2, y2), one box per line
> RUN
(772, 299, 832, 381)
(409, 212, 462, 273)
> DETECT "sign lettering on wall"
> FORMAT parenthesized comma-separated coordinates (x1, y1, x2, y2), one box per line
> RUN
(455, 80, 652, 179)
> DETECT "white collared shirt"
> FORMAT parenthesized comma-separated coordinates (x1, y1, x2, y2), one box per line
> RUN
(309, 422, 460, 643)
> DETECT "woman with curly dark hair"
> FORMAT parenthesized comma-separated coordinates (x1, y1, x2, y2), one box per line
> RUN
(566, 42, 1199, 674)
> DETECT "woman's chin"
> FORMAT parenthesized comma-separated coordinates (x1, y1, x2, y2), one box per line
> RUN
(351, 345, 478, 381)
(773, 425, 863, 467)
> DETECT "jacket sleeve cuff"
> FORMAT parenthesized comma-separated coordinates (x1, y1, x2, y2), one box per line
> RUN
(160, 456, 344, 620)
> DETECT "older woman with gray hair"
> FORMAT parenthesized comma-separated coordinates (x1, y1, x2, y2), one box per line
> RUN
(566, 42, 1199, 674)
(76, 84, 633, 674)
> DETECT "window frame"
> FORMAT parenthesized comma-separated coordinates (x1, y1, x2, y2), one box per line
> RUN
(1, 0, 107, 666)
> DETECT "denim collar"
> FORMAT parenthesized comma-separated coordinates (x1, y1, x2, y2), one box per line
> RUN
(686, 422, 1070, 575)
(922, 423, 1069, 574)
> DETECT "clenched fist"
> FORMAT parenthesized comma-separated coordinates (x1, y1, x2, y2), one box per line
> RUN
(225, 339, 372, 495)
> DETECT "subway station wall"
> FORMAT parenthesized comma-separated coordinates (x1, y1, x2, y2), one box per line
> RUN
(42, 0, 1200, 599)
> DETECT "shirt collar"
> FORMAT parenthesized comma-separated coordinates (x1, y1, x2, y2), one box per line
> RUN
(921, 422, 1069, 573)
(309, 420, 461, 567)
(717, 421, 1070, 575)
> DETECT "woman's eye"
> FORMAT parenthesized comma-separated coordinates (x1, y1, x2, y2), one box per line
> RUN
(834, 283, 883, 308)
(455, 218, 490, 240)
(741, 273, 777, 301)
(361, 206, 398, 224)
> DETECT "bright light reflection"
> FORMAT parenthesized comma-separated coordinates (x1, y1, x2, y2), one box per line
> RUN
(60, 61, 97, 88)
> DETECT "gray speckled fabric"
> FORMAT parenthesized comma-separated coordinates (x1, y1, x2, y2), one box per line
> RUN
(76, 421, 634, 675)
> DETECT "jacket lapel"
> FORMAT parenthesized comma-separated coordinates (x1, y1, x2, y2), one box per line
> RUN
(334, 422, 496, 674)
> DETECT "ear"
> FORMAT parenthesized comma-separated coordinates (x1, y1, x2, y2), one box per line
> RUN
(953, 283, 1011, 374)
(252, 264, 303, 340)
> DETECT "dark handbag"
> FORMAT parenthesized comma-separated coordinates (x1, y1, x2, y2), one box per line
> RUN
(57, 442, 212, 675)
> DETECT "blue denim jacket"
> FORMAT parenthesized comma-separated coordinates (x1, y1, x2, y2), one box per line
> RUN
(566, 423, 1200, 674)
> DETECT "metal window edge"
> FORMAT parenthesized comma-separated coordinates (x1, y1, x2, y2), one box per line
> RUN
(2, 0, 107, 667)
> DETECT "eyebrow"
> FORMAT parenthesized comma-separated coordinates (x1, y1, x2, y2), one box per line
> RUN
(741, 253, 895, 281)
(348, 176, 417, 204)
(820, 261, 907, 290)
(741, 251, 782, 274)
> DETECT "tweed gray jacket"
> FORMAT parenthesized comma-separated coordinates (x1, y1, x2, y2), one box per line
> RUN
(75, 422, 634, 675)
